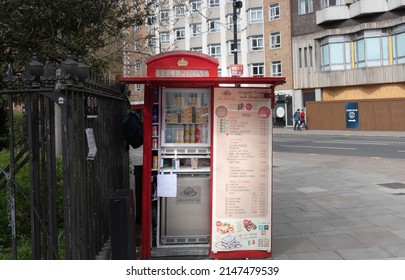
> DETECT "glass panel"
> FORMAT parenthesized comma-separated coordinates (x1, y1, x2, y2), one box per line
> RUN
(162, 89, 210, 146)
(396, 33, 405, 59)
(330, 43, 344, 64)
(356, 39, 365, 67)
(366, 37, 380, 60)
(321, 45, 330, 71)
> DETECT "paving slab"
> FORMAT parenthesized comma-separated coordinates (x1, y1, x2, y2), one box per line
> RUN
(336, 247, 394, 260)
(271, 150, 405, 260)
(307, 234, 367, 250)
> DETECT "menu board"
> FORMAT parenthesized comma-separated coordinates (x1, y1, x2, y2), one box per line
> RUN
(211, 87, 272, 256)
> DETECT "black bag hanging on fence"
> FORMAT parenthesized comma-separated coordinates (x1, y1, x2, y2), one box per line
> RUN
(123, 110, 143, 149)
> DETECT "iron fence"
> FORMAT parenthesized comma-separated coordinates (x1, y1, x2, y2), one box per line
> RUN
(0, 54, 130, 259)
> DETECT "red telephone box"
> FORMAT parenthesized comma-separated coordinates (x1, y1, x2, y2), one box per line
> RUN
(121, 51, 285, 259)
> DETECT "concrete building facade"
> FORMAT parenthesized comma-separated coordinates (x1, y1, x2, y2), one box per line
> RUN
(124, 0, 405, 130)
(125, 0, 295, 127)
(290, 0, 405, 130)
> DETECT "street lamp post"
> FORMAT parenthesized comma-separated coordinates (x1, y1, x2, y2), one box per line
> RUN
(233, 0, 243, 64)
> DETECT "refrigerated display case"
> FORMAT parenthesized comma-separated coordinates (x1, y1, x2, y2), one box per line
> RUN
(156, 87, 212, 247)
(161, 88, 210, 147)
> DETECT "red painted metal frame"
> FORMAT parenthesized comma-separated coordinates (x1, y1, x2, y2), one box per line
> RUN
(121, 69, 285, 260)
(145, 50, 219, 77)
(121, 76, 285, 88)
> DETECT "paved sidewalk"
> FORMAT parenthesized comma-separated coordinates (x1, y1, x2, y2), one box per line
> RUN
(273, 127, 405, 138)
(146, 128, 405, 260)
(271, 149, 405, 259)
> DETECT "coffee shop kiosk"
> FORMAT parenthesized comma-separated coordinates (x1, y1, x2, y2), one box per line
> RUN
(120, 51, 285, 259)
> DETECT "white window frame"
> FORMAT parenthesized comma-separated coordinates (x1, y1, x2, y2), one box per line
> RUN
(208, 44, 221, 57)
(134, 41, 141, 52)
(250, 63, 265, 77)
(298, 0, 313, 15)
(174, 5, 185, 17)
(269, 3, 280, 21)
(271, 61, 282, 76)
(208, 19, 221, 32)
(191, 23, 202, 37)
(209, 0, 220, 7)
(161, 32, 170, 44)
(160, 10, 169, 21)
(191, 0, 202, 12)
(354, 30, 389, 68)
(320, 0, 346, 9)
(175, 28, 186, 40)
(135, 60, 141, 71)
(270, 32, 281, 49)
(191, 47, 203, 53)
(250, 36, 264, 51)
(135, 84, 141, 92)
(393, 24, 405, 64)
(249, 8, 263, 23)
(228, 40, 241, 55)
(227, 14, 241, 29)
(320, 35, 351, 71)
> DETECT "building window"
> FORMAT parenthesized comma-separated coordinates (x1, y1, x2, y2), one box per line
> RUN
(321, 35, 351, 71)
(393, 24, 405, 64)
(135, 60, 141, 71)
(161, 32, 170, 44)
(270, 32, 281, 49)
(271, 61, 282, 76)
(135, 84, 141, 92)
(209, 0, 220, 7)
(250, 63, 265, 77)
(228, 40, 241, 55)
(354, 30, 389, 68)
(175, 28, 186, 40)
(174, 5, 185, 17)
(320, 0, 346, 9)
(298, 0, 313, 15)
(227, 14, 241, 29)
(269, 3, 280, 21)
(249, 36, 264, 51)
(208, 44, 221, 57)
(191, 23, 202, 37)
(147, 16, 156, 25)
(191, 47, 203, 53)
(209, 19, 221, 32)
(160, 10, 169, 21)
(191, 0, 202, 12)
(249, 8, 263, 23)
(134, 41, 141, 52)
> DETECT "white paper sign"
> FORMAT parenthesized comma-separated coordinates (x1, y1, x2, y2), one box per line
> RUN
(157, 174, 177, 197)
(85, 128, 97, 160)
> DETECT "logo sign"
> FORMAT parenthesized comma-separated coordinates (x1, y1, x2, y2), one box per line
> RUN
(345, 102, 359, 128)
(229, 64, 243, 76)
(176, 185, 201, 204)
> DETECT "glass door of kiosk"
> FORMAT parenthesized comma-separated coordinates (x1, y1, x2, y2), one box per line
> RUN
(157, 88, 211, 247)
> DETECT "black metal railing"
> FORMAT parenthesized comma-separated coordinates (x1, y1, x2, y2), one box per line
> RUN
(0, 54, 130, 259)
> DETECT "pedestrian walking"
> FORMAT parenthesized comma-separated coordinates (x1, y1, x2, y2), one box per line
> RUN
(298, 109, 307, 130)
(293, 109, 301, 130)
